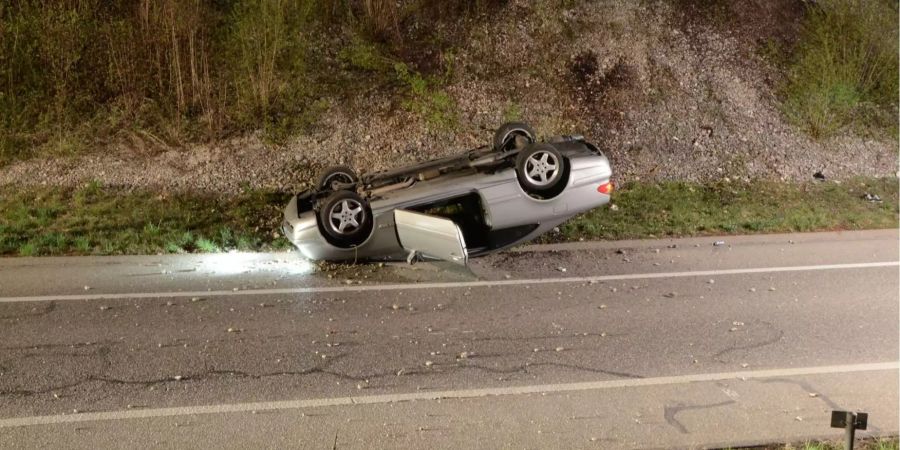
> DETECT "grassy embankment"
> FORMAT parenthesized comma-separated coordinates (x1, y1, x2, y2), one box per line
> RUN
(1, 0, 897, 256)
(1, 178, 896, 256)
(1, 0, 896, 164)
(755, 437, 898, 450)
(780, 0, 898, 139)
(0, 0, 481, 165)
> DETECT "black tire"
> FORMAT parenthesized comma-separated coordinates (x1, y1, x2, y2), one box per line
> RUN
(317, 165, 358, 191)
(318, 190, 372, 247)
(493, 122, 536, 151)
(515, 144, 566, 194)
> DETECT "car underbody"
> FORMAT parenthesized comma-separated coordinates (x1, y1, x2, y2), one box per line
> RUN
(282, 123, 614, 264)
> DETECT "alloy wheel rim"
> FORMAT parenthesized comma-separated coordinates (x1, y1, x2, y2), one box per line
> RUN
(328, 199, 364, 234)
(524, 151, 560, 186)
(325, 173, 354, 190)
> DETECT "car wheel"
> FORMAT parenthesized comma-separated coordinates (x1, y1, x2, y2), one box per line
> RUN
(515, 144, 566, 194)
(493, 122, 536, 152)
(318, 190, 372, 247)
(317, 165, 358, 191)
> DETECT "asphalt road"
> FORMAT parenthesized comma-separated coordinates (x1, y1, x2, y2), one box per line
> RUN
(0, 230, 897, 449)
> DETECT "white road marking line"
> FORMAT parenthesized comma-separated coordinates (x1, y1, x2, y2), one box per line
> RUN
(0, 261, 896, 304)
(0, 362, 895, 428)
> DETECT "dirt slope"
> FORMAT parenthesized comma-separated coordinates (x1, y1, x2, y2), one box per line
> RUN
(1, 0, 895, 194)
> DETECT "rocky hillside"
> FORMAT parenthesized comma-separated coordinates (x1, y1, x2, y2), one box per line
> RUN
(1, 0, 896, 193)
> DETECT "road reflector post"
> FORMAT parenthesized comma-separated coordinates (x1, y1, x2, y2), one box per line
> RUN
(830, 410, 868, 450)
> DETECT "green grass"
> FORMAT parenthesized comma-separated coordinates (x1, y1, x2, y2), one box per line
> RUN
(554, 177, 898, 242)
(721, 436, 899, 450)
(1, 178, 896, 256)
(782, 0, 898, 138)
(336, 36, 457, 129)
(393, 62, 457, 130)
(752, 436, 900, 450)
(0, 182, 292, 256)
(871, 437, 900, 450)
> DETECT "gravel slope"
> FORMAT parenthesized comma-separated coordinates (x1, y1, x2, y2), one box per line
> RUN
(1, 0, 895, 194)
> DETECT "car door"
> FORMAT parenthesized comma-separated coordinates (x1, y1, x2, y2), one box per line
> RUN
(393, 209, 468, 265)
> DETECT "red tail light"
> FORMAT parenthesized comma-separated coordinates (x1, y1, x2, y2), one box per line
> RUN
(597, 181, 614, 195)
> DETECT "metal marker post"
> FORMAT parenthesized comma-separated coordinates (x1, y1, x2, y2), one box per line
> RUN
(830, 410, 868, 450)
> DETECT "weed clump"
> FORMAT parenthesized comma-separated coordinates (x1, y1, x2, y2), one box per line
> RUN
(394, 63, 457, 130)
(782, 0, 898, 138)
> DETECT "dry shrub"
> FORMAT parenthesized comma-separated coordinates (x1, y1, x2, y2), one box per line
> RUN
(783, 0, 898, 138)
(104, 0, 219, 132)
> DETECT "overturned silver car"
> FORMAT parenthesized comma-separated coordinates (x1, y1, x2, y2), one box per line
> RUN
(282, 122, 613, 264)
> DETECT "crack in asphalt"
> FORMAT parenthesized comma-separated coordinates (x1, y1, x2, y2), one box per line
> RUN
(0, 302, 56, 320)
(469, 331, 620, 343)
(664, 400, 736, 433)
(0, 340, 110, 352)
(432, 361, 642, 379)
(0, 356, 640, 401)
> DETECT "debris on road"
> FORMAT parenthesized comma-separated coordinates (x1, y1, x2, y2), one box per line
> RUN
(99, 306, 111, 311)
(663, 292, 677, 298)
(556, 267, 567, 273)
(713, 240, 726, 246)
(813, 171, 826, 181)
(191, 297, 203, 302)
